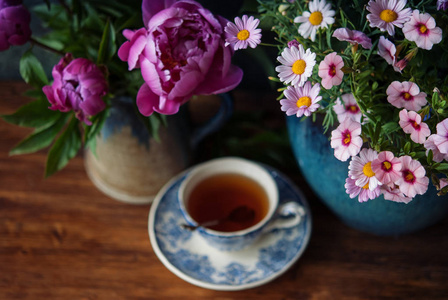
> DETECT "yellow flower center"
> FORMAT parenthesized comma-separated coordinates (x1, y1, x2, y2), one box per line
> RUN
(363, 162, 375, 178)
(419, 24, 428, 34)
(309, 11, 323, 26)
(296, 96, 312, 108)
(347, 105, 359, 113)
(404, 171, 415, 183)
(363, 183, 370, 189)
(403, 92, 412, 100)
(237, 29, 250, 41)
(343, 133, 351, 145)
(382, 161, 392, 171)
(380, 9, 398, 23)
(292, 59, 306, 75)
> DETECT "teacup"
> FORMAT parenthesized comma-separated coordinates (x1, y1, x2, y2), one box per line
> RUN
(178, 157, 305, 251)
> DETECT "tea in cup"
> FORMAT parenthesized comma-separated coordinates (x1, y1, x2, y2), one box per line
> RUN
(178, 157, 305, 251)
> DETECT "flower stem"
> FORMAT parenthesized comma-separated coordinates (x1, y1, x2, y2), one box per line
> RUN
(30, 37, 65, 56)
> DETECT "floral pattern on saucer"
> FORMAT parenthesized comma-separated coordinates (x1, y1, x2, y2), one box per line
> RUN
(148, 166, 312, 291)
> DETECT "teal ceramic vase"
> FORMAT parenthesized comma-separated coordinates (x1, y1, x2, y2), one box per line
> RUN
(286, 116, 448, 236)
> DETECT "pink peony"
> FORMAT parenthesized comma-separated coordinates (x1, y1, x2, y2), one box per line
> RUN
(118, 0, 243, 116)
(0, 0, 31, 51)
(386, 81, 427, 111)
(330, 118, 363, 162)
(399, 109, 430, 144)
(42, 54, 108, 125)
(318, 52, 344, 89)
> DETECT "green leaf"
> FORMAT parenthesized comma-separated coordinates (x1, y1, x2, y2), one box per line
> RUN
(9, 114, 69, 155)
(45, 117, 82, 177)
(97, 18, 116, 65)
(435, 163, 448, 173)
(84, 109, 108, 153)
(1, 98, 61, 128)
(19, 50, 49, 88)
(148, 114, 161, 143)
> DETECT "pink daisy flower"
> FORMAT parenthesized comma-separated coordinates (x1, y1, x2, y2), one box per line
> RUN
(332, 28, 372, 49)
(225, 15, 262, 50)
(348, 148, 381, 190)
(276, 44, 316, 87)
(371, 151, 402, 185)
(381, 184, 413, 203)
(399, 109, 430, 144)
(425, 134, 448, 162)
(333, 93, 362, 123)
(395, 155, 429, 198)
(293, 0, 335, 42)
(386, 81, 427, 111)
(318, 52, 344, 89)
(402, 10, 443, 50)
(345, 177, 381, 202)
(432, 119, 448, 154)
(330, 118, 363, 162)
(280, 81, 322, 117)
(366, 0, 412, 36)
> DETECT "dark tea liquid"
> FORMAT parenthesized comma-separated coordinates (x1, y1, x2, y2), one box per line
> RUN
(187, 173, 270, 232)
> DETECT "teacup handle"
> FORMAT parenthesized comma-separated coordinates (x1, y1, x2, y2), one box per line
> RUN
(262, 201, 305, 233)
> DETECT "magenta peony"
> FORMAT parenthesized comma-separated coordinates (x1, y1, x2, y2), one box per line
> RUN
(118, 0, 243, 116)
(42, 54, 108, 125)
(0, 0, 31, 51)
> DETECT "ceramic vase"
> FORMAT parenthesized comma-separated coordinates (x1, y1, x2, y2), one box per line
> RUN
(84, 94, 232, 204)
(286, 115, 448, 236)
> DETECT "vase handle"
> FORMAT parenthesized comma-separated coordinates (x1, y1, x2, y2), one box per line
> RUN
(190, 93, 233, 149)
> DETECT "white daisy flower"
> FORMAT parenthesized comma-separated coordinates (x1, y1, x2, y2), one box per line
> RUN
(294, 0, 335, 42)
(348, 148, 382, 191)
(275, 44, 316, 87)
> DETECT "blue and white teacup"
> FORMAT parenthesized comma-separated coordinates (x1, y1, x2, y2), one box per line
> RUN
(178, 157, 305, 251)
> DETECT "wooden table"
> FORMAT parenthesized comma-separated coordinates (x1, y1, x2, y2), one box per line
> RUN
(1, 81, 448, 299)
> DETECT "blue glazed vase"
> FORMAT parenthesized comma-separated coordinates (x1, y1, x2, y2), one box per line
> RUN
(286, 115, 448, 236)
(85, 94, 233, 204)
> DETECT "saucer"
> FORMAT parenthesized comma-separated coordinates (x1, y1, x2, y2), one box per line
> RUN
(148, 164, 312, 291)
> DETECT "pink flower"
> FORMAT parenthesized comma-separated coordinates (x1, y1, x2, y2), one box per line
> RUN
(371, 151, 402, 185)
(377, 36, 403, 72)
(318, 52, 344, 89)
(330, 118, 363, 162)
(348, 148, 381, 190)
(424, 134, 448, 162)
(42, 54, 108, 125)
(395, 155, 429, 198)
(280, 81, 322, 117)
(432, 119, 448, 154)
(0, 0, 31, 51)
(381, 184, 412, 204)
(118, 0, 243, 116)
(399, 109, 430, 144)
(225, 15, 262, 50)
(366, 0, 412, 36)
(386, 81, 427, 111)
(333, 93, 362, 123)
(332, 28, 372, 49)
(345, 177, 381, 202)
(402, 10, 443, 50)
(287, 39, 300, 49)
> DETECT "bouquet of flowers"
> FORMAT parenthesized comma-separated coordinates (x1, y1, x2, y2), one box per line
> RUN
(229, 0, 448, 203)
(0, 0, 243, 177)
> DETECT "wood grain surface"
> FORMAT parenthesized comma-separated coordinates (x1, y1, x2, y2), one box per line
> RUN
(1, 81, 448, 300)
